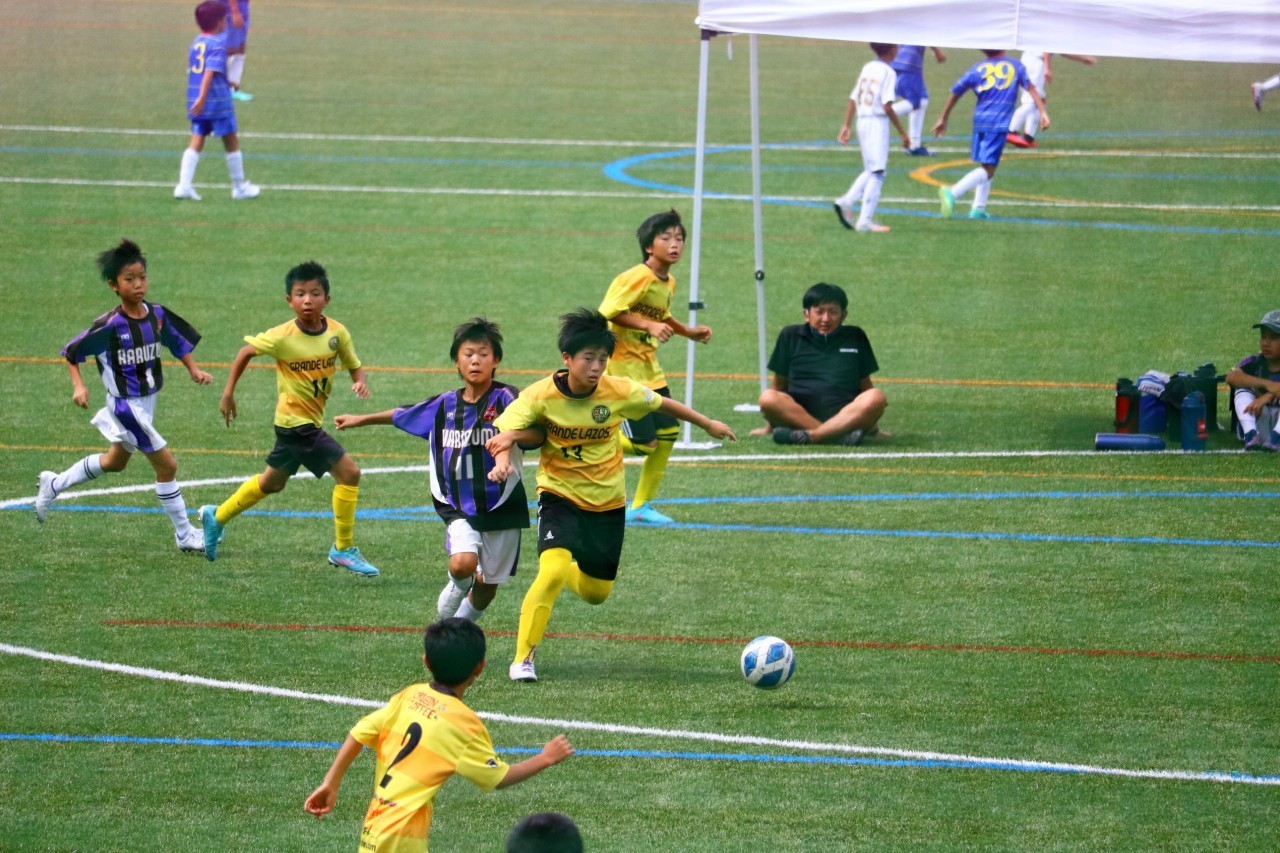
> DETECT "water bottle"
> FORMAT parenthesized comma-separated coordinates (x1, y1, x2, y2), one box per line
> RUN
(1192, 363, 1220, 432)
(1180, 391, 1207, 451)
(1095, 433, 1166, 451)
(1139, 393, 1167, 434)
(1114, 378, 1139, 433)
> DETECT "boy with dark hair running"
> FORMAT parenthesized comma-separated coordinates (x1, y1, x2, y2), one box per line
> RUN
(335, 318, 538, 619)
(199, 260, 378, 576)
(305, 618, 574, 852)
(598, 209, 712, 525)
(36, 239, 212, 552)
(487, 308, 735, 683)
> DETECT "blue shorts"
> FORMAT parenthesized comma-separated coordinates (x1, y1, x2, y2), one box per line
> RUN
(190, 116, 238, 138)
(895, 71, 928, 108)
(971, 130, 1008, 166)
(225, 1, 250, 50)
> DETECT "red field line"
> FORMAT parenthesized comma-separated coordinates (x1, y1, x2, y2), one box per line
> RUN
(101, 620, 1280, 664)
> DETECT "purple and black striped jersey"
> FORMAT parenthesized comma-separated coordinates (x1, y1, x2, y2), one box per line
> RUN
(392, 382, 530, 531)
(187, 32, 233, 119)
(62, 303, 201, 398)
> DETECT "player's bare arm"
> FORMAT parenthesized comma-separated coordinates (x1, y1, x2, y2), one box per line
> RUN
(495, 734, 575, 788)
(932, 93, 961, 136)
(667, 316, 712, 344)
(191, 70, 216, 117)
(612, 310, 673, 343)
(1027, 85, 1051, 129)
(219, 344, 258, 427)
(659, 397, 737, 441)
(304, 735, 364, 818)
(838, 99, 857, 144)
(180, 352, 212, 385)
(349, 367, 370, 400)
(882, 100, 911, 148)
(334, 410, 395, 430)
(67, 362, 90, 409)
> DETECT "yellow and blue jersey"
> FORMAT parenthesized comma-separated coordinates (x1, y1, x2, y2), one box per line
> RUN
(186, 32, 233, 119)
(951, 56, 1030, 130)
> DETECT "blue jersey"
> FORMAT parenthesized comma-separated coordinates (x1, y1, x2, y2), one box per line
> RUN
(951, 56, 1031, 130)
(392, 382, 530, 531)
(186, 32, 232, 119)
(891, 45, 926, 75)
(62, 303, 201, 399)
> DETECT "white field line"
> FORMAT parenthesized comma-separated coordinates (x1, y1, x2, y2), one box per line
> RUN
(0, 450, 1244, 511)
(1, 642, 1274, 785)
(3, 176, 1276, 213)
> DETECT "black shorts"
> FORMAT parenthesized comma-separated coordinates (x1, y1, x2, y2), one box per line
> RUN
(265, 424, 348, 477)
(623, 385, 678, 444)
(536, 491, 626, 581)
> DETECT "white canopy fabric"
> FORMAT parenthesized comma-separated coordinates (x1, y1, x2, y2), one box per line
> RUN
(696, 0, 1280, 64)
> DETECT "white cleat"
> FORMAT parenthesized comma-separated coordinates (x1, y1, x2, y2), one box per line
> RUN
(437, 579, 472, 620)
(175, 527, 206, 554)
(509, 650, 537, 682)
(173, 185, 202, 201)
(35, 471, 57, 523)
(231, 181, 260, 200)
(855, 221, 891, 233)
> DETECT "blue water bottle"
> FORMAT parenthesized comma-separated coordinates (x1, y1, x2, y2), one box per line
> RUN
(1180, 391, 1207, 451)
(1096, 433, 1166, 451)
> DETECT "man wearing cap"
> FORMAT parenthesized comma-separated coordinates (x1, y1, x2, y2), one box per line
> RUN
(750, 282, 887, 446)
(1225, 309, 1280, 451)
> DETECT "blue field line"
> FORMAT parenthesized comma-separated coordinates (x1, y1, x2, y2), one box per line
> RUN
(602, 145, 1280, 237)
(6, 733, 1277, 782)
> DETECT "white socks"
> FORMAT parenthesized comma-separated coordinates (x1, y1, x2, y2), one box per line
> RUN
(973, 178, 992, 211)
(839, 172, 869, 208)
(1260, 75, 1280, 93)
(455, 597, 482, 621)
(857, 172, 885, 226)
(155, 480, 194, 536)
(227, 54, 246, 88)
(951, 167, 989, 200)
(226, 151, 247, 186)
(178, 148, 200, 189)
(909, 98, 927, 149)
(1009, 103, 1039, 136)
(52, 454, 104, 494)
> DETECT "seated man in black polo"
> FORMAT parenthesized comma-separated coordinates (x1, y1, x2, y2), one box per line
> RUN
(751, 282, 887, 445)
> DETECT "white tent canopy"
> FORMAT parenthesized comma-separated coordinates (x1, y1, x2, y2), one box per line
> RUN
(673, 1, 1277, 444)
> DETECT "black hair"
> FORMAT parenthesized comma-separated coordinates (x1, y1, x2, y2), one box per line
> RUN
(636, 209, 686, 262)
(870, 43, 896, 57)
(423, 618, 486, 687)
(450, 317, 504, 362)
(285, 260, 330, 295)
(195, 0, 228, 32)
(96, 238, 146, 283)
(802, 282, 848, 312)
(558, 308, 616, 357)
(506, 812, 584, 853)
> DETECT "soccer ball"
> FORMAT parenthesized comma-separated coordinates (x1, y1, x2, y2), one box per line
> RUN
(740, 635, 795, 689)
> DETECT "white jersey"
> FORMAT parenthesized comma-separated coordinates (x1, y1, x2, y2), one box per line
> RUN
(1020, 49, 1049, 92)
(850, 59, 897, 119)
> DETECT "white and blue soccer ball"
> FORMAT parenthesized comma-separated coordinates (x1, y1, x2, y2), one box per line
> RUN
(740, 635, 795, 689)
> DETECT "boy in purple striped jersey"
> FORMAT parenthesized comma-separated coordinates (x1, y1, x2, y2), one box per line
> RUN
(335, 318, 538, 620)
(175, 1, 260, 201)
(36, 239, 213, 553)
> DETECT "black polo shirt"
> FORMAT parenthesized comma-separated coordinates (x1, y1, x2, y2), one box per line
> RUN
(767, 323, 879, 419)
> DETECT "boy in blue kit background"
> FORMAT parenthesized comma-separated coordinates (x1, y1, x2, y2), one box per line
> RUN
(890, 44, 947, 155)
(175, 1, 260, 201)
(932, 49, 1049, 220)
(225, 0, 253, 101)
(36, 239, 213, 553)
(335, 318, 538, 621)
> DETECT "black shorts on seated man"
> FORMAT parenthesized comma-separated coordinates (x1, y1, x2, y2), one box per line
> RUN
(751, 282, 887, 445)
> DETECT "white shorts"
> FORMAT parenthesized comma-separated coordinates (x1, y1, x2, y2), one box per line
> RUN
(444, 518, 521, 585)
(91, 393, 167, 454)
(857, 116, 890, 173)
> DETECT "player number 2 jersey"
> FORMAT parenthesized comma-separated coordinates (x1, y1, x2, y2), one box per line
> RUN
(495, 371, 662, 511)
(351, 683, 509, 852)
(243, 316, 361, 429)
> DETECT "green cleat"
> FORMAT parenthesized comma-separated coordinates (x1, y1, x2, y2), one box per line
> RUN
(938, 186, 955, 220)
(329, 544, 380, 577)
(198, 505, 224, 561)
(969, 208, 990, 220)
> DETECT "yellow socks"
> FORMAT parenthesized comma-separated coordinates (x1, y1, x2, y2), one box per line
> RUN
(514, 548, 573, 661)
(215, 476, 267, 525)
(565, 565, 613, 605)
(631, 426, 677, 508)
(332, 483, 359, 550)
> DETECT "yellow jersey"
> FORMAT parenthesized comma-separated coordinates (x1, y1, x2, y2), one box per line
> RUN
(243, 316, 361, 429)
(350, 682, 509, 853)
(598, 262, 675, 390)
(494, 371, 661, 511)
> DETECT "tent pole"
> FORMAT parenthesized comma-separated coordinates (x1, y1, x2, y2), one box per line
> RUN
(678, 28, 718, 448)
(750, 33, 768, 398)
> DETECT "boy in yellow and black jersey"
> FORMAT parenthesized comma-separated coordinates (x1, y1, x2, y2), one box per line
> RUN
(598, 209, 712, 525)
(486, 308, 735, 683)
(197, 260, 380, 576)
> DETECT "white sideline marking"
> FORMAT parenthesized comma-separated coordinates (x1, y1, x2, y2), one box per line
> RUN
(0, 450, 1243, 511)
(1, 642, 1274, 785)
